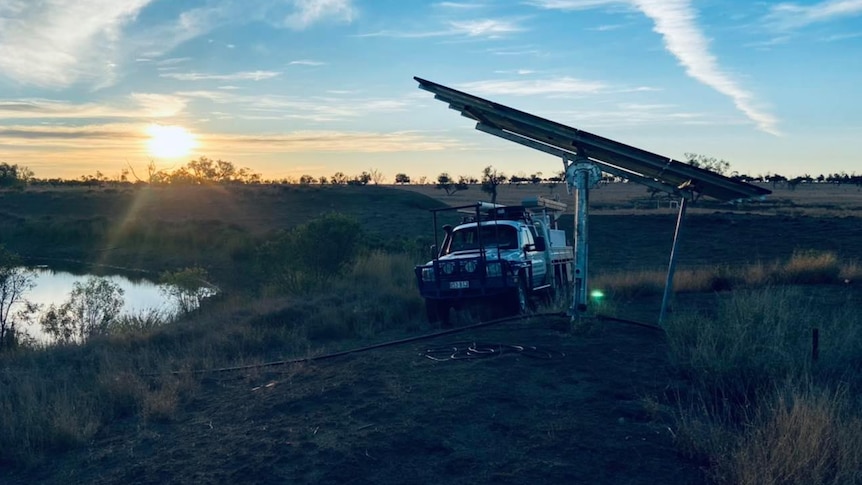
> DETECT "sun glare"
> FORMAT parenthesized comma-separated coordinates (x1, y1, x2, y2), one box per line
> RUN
(146, 124, 197, 158)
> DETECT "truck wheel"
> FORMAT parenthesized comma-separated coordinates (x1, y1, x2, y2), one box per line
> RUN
(425, 299, 451, 328)
(508, 278, 529, 316)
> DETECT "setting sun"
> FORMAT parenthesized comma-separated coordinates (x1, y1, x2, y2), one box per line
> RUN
(146, 124, 197, 158)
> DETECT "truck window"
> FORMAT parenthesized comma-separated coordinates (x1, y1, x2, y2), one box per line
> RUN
(446, 225, 518, 254)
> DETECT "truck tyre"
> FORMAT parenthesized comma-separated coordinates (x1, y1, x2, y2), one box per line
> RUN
(507, 276, 529, 316)
(425, 299, 451, 328)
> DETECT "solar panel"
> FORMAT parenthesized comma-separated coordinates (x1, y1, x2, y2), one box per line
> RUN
(415, 76, 771, 202)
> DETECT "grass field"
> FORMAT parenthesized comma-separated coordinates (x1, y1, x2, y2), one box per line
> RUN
(1, 181, 861, 484)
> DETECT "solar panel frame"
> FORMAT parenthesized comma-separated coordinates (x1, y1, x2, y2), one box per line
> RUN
(416, 76, 771, 202)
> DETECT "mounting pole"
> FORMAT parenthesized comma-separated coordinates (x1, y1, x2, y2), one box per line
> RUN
(564, 155, 601, 319)
(658, 196, 689, 325)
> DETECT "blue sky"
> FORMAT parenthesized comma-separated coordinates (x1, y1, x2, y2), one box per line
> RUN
(0, 0, 859, 182)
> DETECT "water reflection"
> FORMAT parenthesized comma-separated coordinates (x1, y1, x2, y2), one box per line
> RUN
(22, 268, 178, 341)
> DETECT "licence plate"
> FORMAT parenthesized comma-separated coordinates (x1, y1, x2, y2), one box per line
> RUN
(449, 281, 469, 289)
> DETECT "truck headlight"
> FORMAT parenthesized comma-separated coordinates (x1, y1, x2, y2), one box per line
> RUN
(462, 260, 478, 273)
(485, 262, 502, 277)
(421, 267, 435, 282)
(441, 262, 455, 275)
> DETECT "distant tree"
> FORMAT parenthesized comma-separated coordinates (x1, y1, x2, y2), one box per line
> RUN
(684, 153, 730, 176)
(418, 176, 428, 185)
(436, 173, 468, 196)
(299, 175, 316, 186)
(348, 172, 372, 186)
(395, 173, 411, 185)
(766, 173, 787, 188)
(787, 174, 813, 191)
(436, 173, 453, 194)
(318, 175, 328, 185)
(187, 157, 217, 183)
(369, 168, 386, 185)
(0, 163, 31, 188)
(0, 247, 38, 350)
(509, 172, 527, 185)
(41, 277, 124, 344)
(174, 157, 261, 184)
(480, 165, 507, 204)
(529, 172, 543, 184)
(331, 172, 348, 185)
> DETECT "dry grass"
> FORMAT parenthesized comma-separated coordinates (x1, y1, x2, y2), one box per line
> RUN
(721, 386, 862, 485)
(665, 286, 862, 484)
(592, 251, 850, 300)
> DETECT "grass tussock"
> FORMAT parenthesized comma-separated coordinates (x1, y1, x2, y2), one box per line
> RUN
(665, 287, 862, 484)
(721, 386, 862, 485)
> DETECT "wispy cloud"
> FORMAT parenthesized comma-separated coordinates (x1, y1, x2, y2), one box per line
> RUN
(528, 0, 780, 135)
(433, 1, 486, 9)
(449, 19, 525, 37)
(289, 60, 327, 66)
(177, 90, 412, 122)
(0, 123, 142, 144)
(203, 130, 460, 153)
(766, 0, 862, 30)
(0, 94, 186, 120)
(550, 103, 729, 129)
(284, 0, 356, 30)
(358, 18, 525, 39)
(160, 70, 281, 81)
(458, 77, 606, 96)
(631, 0, 779, 135)
(0, 0, 153, 89)
(526, 0, 622, 10)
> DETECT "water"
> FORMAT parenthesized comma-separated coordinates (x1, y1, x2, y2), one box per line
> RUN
(16, 267, 179, 342)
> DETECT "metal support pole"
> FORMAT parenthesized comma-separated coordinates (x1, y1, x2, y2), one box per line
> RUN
(564, 156, 600, 319)
(572, 169, 589, 315)
(659, 196, 688, 325)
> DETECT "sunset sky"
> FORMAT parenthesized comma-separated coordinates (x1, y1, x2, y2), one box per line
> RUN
(1, 0, 860, 182)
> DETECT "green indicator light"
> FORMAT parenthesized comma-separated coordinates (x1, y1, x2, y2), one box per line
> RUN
(590, 289, 605, 300)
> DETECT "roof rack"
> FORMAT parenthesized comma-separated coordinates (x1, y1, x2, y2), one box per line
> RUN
(522, 195, 566, 212)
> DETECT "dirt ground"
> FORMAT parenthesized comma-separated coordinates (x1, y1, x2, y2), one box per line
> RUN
(6, 314, 703, 485)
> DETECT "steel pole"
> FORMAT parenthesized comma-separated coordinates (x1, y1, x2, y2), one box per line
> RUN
(659, 197, 688, 325)
(572, 169, 590, 316)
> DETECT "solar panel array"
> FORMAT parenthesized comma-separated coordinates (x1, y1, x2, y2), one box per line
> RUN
(415, 76, 771, 202)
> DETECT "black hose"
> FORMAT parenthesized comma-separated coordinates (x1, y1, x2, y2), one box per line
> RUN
(148, 311, 567, 376)
(595, 314, 665, 332)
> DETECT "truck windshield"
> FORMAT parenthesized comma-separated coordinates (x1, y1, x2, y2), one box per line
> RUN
(446, 225, 518, 254)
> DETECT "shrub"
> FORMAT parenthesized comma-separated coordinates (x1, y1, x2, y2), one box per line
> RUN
(258, 212, 364, 291)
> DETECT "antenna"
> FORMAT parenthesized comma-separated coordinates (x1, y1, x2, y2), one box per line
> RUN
(414, 76, 771, 323)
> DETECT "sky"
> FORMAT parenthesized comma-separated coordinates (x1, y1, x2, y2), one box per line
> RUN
(0, 0, 860, 183)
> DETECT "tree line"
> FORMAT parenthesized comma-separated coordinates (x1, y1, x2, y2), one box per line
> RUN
(1, 154, 860, 190)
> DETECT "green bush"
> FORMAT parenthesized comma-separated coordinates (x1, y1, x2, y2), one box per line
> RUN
(258, 213, 364, 290)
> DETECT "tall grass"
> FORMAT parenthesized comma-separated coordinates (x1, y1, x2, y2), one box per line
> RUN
(665, 287, 862, 483)
(592, 250, 849, 299)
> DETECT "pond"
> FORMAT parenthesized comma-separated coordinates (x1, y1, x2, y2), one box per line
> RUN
(17, 267, 180, 342)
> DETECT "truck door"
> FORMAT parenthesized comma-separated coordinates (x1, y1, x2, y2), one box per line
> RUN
(521, 227, 546, 288)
